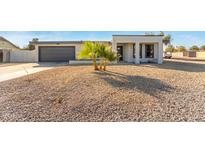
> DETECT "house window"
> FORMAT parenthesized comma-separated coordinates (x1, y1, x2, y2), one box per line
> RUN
(133, 44, 135, 58)
(140, 44, 142, 58)
(145, 44, 154, 58)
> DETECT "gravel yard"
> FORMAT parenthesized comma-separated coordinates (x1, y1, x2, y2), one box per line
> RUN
(0, 61, 205, 122)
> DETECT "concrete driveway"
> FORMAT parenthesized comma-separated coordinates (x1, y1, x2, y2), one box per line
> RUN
(0, 63, 68, 82)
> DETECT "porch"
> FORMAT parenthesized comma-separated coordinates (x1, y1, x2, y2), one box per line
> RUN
(112, 35, 163, 64)
(115, 43, 161, 64)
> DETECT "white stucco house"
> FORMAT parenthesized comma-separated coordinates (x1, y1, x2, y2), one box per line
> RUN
(3, 34, 164, 64)
(112, 35, 163, 64)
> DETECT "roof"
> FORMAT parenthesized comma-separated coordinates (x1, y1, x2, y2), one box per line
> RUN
(0, 36, 20, 49)
(30, 40, 111, 45)
(112, 35, 164, 37)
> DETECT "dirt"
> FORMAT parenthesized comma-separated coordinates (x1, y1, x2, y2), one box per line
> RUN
(0, 61, 205, 122)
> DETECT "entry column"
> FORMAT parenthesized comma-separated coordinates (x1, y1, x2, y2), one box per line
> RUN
(158, 42, 163, 64)
(135, 42, 140, 64)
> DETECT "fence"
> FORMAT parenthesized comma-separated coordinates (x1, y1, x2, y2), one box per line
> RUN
(10, 50, 38, 62)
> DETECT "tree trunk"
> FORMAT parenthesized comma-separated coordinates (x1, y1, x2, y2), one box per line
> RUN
(93, 58, 98, 70)
(103, 60, 107, 71)
(99, 59, 103, 70)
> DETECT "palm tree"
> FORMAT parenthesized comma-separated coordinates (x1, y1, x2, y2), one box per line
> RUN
(103, 50, 117, 71)
(97, 43, 117, 71)
(78, 42, 117, 71)
(163, 34, 171, 46)
(78, 41, 100, 70)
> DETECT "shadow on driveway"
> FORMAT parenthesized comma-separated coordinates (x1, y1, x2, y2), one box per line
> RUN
(94, 70, 174, 99)
(32, 62, 69, 68)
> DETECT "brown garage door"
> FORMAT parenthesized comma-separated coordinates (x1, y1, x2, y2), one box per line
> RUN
(39, 46, 75, 62)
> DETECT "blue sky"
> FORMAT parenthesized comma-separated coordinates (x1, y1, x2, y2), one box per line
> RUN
(0, 31, 205, 48)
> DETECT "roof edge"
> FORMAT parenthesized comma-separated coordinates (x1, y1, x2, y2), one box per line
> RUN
(30, 40, 112, 44)
(112, 35, 164, 37)
(0, 36, 20, 49)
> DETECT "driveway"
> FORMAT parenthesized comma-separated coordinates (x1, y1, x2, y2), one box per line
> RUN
(0, 63, 68, 82)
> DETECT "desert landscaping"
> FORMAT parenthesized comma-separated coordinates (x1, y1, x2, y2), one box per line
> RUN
(0, 60, 205, 122)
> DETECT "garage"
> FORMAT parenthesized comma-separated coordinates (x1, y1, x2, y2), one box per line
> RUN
(39, 46, 75, 62)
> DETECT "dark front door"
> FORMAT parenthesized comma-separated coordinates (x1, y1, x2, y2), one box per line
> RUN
(117, 46, 123, 61)
(39, 46, 75, 62)
(0, 51, 3, 62)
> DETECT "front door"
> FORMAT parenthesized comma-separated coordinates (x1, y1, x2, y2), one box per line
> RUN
(0, 51, 3, 62)
(117, 46, 123, 61)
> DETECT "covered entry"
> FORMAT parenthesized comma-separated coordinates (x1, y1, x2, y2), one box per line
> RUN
(0, 50, 3, 62)
(39, 46, 75, 62)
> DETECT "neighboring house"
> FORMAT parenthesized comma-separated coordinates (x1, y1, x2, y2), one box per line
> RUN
(5, 34, 164, 64)
(28, 35, 163, 64)
(0, 36, 20, 62)
(172, 50, 205, 59)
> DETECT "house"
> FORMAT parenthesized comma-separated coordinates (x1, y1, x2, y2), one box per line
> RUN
(0, 36, 20, 62)
(112, 35, 163, 64)
(5, 34, 164, 64)
(29, 41, 111, 62)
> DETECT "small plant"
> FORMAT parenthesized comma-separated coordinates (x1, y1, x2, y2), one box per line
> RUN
(23, 67, 32, 82)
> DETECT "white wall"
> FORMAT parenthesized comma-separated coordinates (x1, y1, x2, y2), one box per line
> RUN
(172, 52, 183, 58)
(10, 50, 38, 62)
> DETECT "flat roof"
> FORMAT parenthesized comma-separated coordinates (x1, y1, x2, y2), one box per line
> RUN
(30, 40, 111, 45)
(112, 35, 164, 37)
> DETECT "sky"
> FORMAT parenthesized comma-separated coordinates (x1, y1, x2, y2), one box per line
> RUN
(0, 31, 205, 48)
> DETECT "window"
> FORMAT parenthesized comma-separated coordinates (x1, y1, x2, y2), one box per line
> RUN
(145, 44, 154, 58)
(140, 44, 142, 58)
(133, 44, 135, 58)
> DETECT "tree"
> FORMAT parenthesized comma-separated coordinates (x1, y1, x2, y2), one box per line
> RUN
(32, 38, 39, 42)
(177, 46, 186, 52)
(190, 45, 199, 51)
(78, 42, 117, 71)
(200, 45, 205, 51)
(78, 41, 100, 70)
(165, 45, 175, 52)
(159, 31, 164, 36)
(22, 38, 38, 50)
(97, 43, 117, 71)
(22, 44, 35, 50)
(163, 34, 172, 46)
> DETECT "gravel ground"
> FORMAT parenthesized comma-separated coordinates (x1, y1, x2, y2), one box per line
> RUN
(0, 61, 205, 122)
